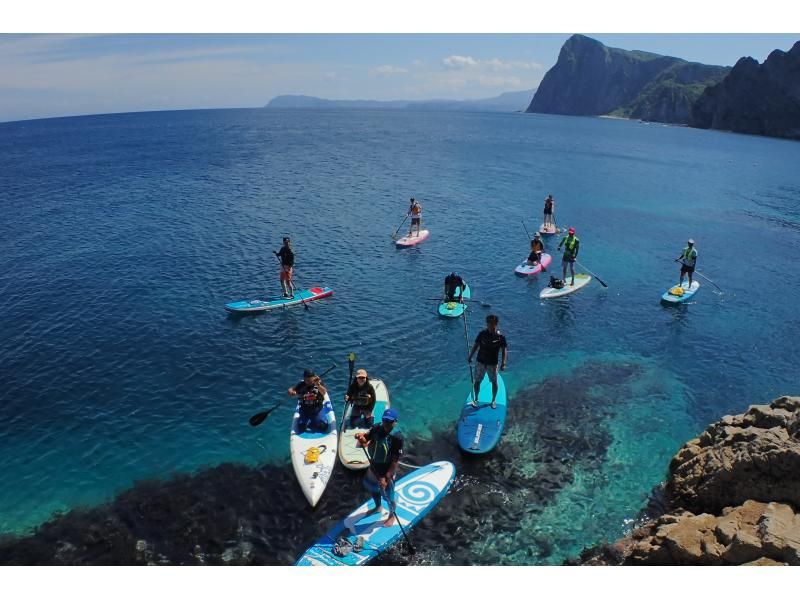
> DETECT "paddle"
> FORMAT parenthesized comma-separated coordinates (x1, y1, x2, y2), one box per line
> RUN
(391, 214, 409, 239)
(340, 352, 357, 433)
(574, 259, 608, 288)
(673, 259, 722, 293)
(358, 444, 416, 556)
(462, 307, 476, 402)
(426, 297, 491, 308)
(248, 363, 337, 427)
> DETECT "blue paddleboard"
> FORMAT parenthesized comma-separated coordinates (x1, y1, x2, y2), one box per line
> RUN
(457, 372, 507, 454)
(438, 283, 471, 318)
(661, 280, 700, 304)
(224, 286, 333, 313)
(295, 461, 455, 566)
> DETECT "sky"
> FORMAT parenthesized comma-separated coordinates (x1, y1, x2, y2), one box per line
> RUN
(1, 2, 799, 123)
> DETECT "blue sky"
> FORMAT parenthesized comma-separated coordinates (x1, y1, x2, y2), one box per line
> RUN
(1, 33, 798, 123)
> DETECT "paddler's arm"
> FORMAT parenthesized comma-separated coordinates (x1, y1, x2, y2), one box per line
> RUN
(314, 378, 328, 396)
(467, 342, 478, 363)
(500, 346, 508, 372)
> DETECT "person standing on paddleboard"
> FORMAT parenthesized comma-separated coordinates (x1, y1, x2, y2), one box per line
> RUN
(443, 271, 466, 303)
(677, 239, 698, 287)
(355, 408, 404, 527)
(543, 194, 555, 228)
(288, 369, 330, 432)
(467, 314, 508, 409)
(407, 197, 423, 238)
(557, 227, 580, 286)
(527, 233, 545, 267)
(274, 237, 295, 298)
(345, 368, 377, 428)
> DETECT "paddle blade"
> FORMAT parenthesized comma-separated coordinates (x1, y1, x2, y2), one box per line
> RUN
(249, 411, 269, 427)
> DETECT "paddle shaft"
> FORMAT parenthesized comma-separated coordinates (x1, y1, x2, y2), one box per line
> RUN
(391, 214, 409, 239)
(248, 363, 337, 426)
(341, 354, 356, 433)
(358, 444, 415, 555)
(521, 219, 532, 240)
(462, 307, 476, 394)
(427, 297, 491, 308)
(674, 258, 722, 292)
(574, 259, 608, 288)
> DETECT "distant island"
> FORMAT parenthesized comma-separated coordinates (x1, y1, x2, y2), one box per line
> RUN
(265, 89, 537, 113)
(528, 34, 800, 141)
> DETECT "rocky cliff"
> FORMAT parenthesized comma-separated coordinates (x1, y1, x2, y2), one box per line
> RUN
(691, 41, 800, 140)
(527, 34, 729, 124)
(578, 396, 800, 565)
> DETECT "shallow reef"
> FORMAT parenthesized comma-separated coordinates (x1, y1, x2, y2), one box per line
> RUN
(0, 361, 645, 565)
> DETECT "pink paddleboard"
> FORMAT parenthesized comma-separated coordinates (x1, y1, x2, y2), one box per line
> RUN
(514, 253, 553, 276)
(395, 229, 430, 247)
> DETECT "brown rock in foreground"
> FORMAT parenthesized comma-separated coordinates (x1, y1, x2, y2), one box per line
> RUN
(579, 396, 800, 565)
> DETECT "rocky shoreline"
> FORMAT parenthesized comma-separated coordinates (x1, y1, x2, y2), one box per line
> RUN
(576, 396, 800, 565)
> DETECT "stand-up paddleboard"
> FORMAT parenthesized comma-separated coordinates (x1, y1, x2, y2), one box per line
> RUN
(225, 286, 333, 313)
(457, 372, 507, 454)
(514, 253, 552, 276)
(539, 223, 559, 235)
(661, 280, 700, 304)
(395, 229, 430, 247)
(338, 378, 390, 470)
(290, 393, 337, 507)
(295, 461, 456, 566)
(438, 283, 471, 318)
(539, 274, 592, 299)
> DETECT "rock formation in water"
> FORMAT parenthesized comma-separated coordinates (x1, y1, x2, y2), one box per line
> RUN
(691, 41, 800, 140)
(527, 34, 729, 124)
(577, 396, 800, 565)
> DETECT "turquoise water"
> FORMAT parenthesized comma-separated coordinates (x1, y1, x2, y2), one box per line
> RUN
(1, 108, 798, 563)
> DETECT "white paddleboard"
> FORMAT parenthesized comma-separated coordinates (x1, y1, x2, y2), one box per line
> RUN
(338, 378, 390, 470)
(395, 229, 430, 247)
(539, 273, 592, 299)
(290, 393, 337, 507)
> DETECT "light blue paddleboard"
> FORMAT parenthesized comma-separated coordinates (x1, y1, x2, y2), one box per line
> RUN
(457, 372, 507, 454)
(661, 280, 700, 304)
(295, 461, 456, 566)
(438, 283, 471, 318)
(224, 286, 333, 313)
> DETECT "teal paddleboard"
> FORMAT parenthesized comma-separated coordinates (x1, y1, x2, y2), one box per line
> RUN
(224, 286, 333, 313)
(438, 283, 470, 318)
(457, 372, 507, 454)
(661, 280, 700, 304)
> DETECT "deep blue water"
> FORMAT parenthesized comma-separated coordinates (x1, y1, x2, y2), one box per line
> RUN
(1, 108, 799, 562)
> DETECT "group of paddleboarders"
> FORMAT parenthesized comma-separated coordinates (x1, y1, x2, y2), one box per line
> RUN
(290, 366, 404, 528)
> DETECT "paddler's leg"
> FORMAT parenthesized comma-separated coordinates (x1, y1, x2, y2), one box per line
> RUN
(472, 363, 484, 406)
(488, 367, 498, 409)
(569, 260, 575, 285)
(688, 267, 694, 287)
(382, 480, 397, 527)
(362, 472, 382, 517)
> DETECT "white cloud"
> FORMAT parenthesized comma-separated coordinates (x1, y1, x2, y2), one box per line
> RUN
(371, 64, 409, 76)
(442, 55, 478, 69)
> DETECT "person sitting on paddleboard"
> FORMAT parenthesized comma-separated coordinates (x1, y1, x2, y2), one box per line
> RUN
(527, 233, 545, 267)
(345, 368, 377, 428)
(443, 271, 466, 303)
(467, 314, 507, 410)
(557, 227, 580, 286)
(288, 369, 329, 432)
(273, 237, 295, 298)
(407, 197, 423, 238)
(355, 408, 403, 527)
(543, 194, 555, 228)
(677, 238, 698, 287)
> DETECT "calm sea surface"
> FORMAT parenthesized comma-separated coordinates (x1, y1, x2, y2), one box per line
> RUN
(1, 108, 799, 563)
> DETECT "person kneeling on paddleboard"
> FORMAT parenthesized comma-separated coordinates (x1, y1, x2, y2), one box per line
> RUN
(676, 239, 698, 287)
(274, 237, 296, 298)
(407, 197, 423, 238)
(527, 234, 545, 268)
(288, 369, 329, 432)
(467, 314, 508, 409)
(355, 409, 403, 527)
(345, 369, 377, 428)
(557, 227, 580, 286)
(443, 271, 466, 303)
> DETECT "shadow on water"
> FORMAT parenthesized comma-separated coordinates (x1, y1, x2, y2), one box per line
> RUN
(0, 360, 644, 565)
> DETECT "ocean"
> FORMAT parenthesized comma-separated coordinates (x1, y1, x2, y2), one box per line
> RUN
(1, 107, 798, 564)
